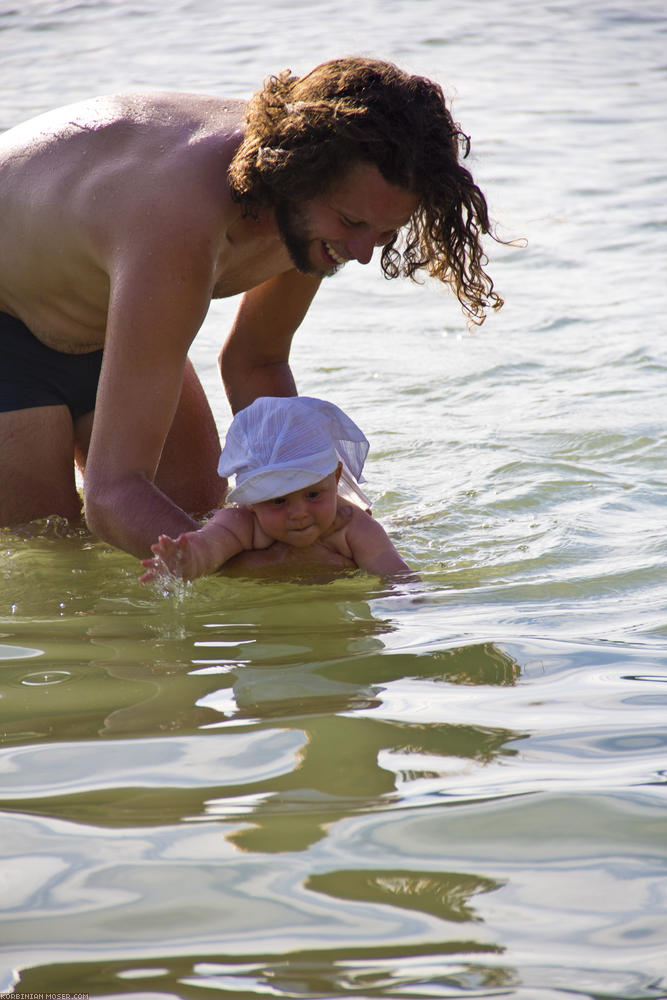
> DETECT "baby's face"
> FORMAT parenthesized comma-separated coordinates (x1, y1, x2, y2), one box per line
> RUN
(249, 471, 339, 547)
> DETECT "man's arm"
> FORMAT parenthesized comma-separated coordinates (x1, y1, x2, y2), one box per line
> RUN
(219, 269, 322, 413)
(83, 234, 216, 558)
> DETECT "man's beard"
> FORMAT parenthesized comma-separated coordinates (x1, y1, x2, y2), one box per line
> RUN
(274, 199, 340, 277)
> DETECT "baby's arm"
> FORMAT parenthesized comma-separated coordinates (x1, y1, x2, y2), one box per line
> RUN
(140, 506, 256, 582)
(345, 507, 412, 576)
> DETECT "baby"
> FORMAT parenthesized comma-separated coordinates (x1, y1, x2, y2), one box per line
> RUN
(140, 396, 411, 582)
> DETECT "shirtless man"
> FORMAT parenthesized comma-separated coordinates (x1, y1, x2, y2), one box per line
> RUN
(0, 56, 502, 558)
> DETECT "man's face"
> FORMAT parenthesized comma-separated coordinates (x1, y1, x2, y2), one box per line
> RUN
(276, 161, 418, 277)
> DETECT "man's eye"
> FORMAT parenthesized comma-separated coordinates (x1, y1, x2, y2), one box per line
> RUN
(306, 491, 320, 499)
(271, 497, 286, 506)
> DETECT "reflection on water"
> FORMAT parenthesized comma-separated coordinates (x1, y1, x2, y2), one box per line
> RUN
(2, 523, 667, 997)
(0, 602, 524, 838)
(307, 867, 504, 926)
(3, 791, 665, 998)
(13, 953, 517, 999)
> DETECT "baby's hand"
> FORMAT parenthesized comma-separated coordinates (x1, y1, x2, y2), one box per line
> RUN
(140, 533, 191, 583)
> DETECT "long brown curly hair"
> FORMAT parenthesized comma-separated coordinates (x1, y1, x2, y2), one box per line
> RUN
(228, 56, 503, 323)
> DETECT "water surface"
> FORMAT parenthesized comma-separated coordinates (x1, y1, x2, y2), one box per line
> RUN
(1, 1, 666, 997)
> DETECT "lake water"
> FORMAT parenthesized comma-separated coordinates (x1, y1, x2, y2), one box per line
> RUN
(1, 1, 666, 997)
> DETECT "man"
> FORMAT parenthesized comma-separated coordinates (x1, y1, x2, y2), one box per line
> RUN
(0, 56, 502, 558)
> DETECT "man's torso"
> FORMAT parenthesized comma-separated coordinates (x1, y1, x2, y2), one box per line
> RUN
(0, 92, 291, 352)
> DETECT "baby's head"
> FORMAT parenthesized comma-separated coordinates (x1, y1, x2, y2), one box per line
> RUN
(218, 396, 370, 545)
(244, 462, 343, 546)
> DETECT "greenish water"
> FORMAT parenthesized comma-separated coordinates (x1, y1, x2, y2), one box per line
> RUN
(1, 1, 667, 997)
(2, 521, 666, 997)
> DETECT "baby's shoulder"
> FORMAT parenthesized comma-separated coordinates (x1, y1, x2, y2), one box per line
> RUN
(210, 503, 257, 545)
(333, 499, 372, 529)
(323, 500, 372, 555)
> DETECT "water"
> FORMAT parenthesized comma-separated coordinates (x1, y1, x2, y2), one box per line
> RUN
(1, 1, 667, 997)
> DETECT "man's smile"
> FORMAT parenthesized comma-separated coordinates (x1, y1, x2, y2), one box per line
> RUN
(323, 240, 348, 266)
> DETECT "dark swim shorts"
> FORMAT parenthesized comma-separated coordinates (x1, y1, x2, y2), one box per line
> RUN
(0, 312, 104, 420)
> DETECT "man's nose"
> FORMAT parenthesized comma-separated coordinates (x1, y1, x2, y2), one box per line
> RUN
(347, 231, 376, 266)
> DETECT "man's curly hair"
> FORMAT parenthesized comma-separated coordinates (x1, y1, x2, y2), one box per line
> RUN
(228, 56, 503, 323)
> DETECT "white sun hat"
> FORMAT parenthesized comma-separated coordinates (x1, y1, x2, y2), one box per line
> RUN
(218, 396, 371, 507)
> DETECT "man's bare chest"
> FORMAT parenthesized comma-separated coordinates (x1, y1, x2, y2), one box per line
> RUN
(211, 213, 291, 298)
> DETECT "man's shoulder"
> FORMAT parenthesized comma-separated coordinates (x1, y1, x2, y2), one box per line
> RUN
(111, 91, 246, 128)
(2, 92, 245, 157)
